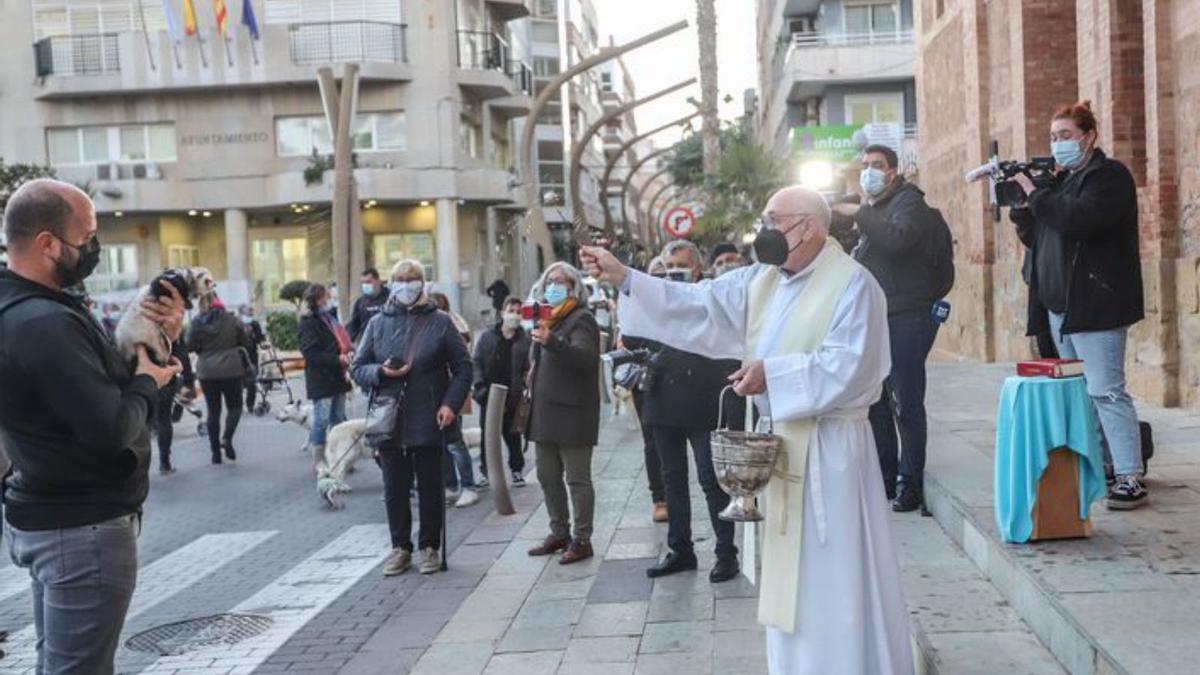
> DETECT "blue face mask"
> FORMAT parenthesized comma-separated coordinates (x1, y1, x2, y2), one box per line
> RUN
(860, 167, 889, 197)
(1051, 139, 1085, 169)
(544, 283, 569, 308)
(361, 282, 375, 296)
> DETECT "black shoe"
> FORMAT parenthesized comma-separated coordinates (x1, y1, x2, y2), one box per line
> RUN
(223, 441, 237, 461)
(159, 463, 175, 476)
(1106, 475, 1149, 510)
(892, 484, 923, 512)
(210, 448, 223, 465)
(709, 557, 739, 583)
(646, 550, 698, 578)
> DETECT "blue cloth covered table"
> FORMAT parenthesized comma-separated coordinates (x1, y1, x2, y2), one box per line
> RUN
(994, 375, 1106, 544)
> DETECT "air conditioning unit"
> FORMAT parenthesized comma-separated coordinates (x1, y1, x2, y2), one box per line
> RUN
(131, 163, 147, 179)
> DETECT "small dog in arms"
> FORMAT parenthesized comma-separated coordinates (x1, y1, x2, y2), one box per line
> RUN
(115, 267, 215, 366)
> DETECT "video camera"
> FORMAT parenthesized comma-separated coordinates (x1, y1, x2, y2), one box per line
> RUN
(965, 157, 1058, 208)
(827, 193, 861, 253)
(600, 347, 655, 393)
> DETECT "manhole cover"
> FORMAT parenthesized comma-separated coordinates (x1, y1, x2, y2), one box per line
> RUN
(125, 613, 273, 656)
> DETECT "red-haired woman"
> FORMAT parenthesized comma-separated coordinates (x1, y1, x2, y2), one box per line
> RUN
(1010, 100, 1147, 509)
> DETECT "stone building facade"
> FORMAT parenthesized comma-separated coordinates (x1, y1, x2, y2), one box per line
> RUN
(916, 0, 1200, 407)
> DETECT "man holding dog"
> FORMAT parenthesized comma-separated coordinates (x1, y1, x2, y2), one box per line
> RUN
(0, 178, 184, 674)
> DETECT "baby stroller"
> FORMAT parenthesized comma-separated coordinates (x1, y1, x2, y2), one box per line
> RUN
(171, 384, 207, 438)
(249, 340, 299, 417)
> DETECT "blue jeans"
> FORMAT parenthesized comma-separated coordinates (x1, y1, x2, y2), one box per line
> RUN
(1048, 313, 1142, 476)
(870, 307, 939, 494)
(309, 394, 347, 447)
(444, 441, 476, 490)
(6, 514, 139, 675)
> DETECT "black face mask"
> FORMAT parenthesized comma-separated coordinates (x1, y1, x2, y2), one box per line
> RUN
(753, 226, 803, 267)
(53, 235, 102, 288)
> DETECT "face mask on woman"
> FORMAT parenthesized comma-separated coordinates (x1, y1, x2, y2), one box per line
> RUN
(389, 280, 424, 306)
(1051, 139, 1086, 170)
(544, 282, 569, 308)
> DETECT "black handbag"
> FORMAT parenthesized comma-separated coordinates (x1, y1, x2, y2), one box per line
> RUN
(364, 389, 404, 449)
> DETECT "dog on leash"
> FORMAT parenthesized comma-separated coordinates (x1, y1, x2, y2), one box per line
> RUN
(276, 400, 373, 509)
(115, 267, 215, 366)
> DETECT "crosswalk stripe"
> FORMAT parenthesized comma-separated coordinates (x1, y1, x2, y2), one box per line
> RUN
(0, 531, 277, 674)
(140, 523, 389, 674)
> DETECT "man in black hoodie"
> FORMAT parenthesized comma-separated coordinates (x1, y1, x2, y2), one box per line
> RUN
(837, 144, 942, 512)
(0, 179, 183, 674)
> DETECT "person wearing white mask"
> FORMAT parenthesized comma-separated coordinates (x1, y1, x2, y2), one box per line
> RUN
(351, 259, 472, 576)
(471, 296, 532, 490)
(833, 144, 944, 513)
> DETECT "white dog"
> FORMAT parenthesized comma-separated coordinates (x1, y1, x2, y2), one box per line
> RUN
(276, 400, 371, 509)
(115, 267, 215, 366)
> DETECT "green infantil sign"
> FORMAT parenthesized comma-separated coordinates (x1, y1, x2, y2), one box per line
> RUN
(790, 125, 866, 162)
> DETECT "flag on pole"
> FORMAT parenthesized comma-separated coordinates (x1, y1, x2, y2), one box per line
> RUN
(163, 0, 183, 42)
(241, 0, 260, 40)
(212, 0, 229, 36)
(182, 0, 198, 36)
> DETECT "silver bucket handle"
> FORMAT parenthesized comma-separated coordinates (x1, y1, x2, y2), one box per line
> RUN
(717, 385, 771, 435)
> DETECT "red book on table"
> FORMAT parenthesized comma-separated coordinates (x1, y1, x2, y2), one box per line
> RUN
(1017, 359, 1084, 378)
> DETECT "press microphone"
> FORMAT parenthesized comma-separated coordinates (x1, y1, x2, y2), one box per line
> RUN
(964, 159, 999, 184)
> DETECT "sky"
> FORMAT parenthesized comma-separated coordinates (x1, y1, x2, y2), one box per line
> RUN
(591, 0, 758, 148)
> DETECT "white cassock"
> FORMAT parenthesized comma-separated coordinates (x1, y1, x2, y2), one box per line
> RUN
(619, 250, 914, 675)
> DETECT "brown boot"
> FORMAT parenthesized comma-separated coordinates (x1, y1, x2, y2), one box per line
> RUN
(527, 535, 570, 557)
(651, 502, 668, 523)
(558, 540, 594, 565)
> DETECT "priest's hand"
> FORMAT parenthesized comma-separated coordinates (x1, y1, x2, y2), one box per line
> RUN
(729, 360, 766, 396)
(580, 246, 627, 288)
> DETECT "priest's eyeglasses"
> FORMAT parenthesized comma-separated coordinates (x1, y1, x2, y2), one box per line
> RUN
(758, 212, 812, 232)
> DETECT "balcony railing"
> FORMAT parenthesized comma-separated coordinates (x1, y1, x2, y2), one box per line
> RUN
(791, 30, 913, 48)
(507, 60, 534, 96)
(457, 30, 511, 72)
(288, 21, 407, 65)
(34, 34, 120, 76)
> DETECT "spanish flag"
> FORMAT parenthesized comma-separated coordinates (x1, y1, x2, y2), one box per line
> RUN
(182, 0, 198, 36)
(213, 0, 228, 36)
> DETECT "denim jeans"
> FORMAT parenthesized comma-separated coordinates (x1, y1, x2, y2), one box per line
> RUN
(870, 307, 939, 495)
(309, 394, 347, 447)
(6, 514, 139, 675)
(1048, 313, 1142, 475)
(653, 426, 737, 560)
(444, 441, 476, 490)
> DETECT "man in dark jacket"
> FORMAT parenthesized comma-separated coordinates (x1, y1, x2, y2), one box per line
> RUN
(155, 339, 195, 475)
(639, 241, 741, 583)
(347, 268, 388, 343)
(472, 296, 531, 485)
(0, 179, 183, 674)
(837, 144, 941, 512)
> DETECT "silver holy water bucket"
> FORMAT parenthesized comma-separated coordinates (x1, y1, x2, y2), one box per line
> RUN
(710, 386, 783, 522)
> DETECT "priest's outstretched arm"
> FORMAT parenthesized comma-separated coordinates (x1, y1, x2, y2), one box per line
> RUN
(616, 265, 756, 361)
(762, 270, 892, 422)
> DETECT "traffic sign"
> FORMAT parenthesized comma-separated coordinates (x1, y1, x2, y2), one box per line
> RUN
(663, 206, 695, 239)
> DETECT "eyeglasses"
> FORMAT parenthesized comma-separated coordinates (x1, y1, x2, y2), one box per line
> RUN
(757, 212, 811, 232)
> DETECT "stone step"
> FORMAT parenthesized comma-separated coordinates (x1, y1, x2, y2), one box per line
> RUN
(922, 362, 1200, 675)
(895, 510, 1065, 675)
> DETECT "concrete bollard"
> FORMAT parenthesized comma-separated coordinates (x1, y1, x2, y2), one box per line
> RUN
(485, 383, 516, 515)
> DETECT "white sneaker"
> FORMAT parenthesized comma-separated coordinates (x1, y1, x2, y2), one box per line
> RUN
(445, 487, 461, 504)
(455, 488, 480, 508)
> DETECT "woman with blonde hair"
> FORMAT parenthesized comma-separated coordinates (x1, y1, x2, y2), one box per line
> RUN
(523, 262, 601, 565)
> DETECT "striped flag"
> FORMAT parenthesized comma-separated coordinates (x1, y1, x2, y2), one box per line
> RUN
(241, 0, 260, 40)
(212, 0, 228, 36)
(182, 0, 198, 36)
(163, 0, 183, 42)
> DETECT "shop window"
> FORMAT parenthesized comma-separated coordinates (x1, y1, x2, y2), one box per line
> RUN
(89, 243, 139, 294)
(373, 233, 435, 280)
(252, 237, 308, 307)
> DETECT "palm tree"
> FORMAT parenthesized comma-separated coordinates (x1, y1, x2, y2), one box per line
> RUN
(695, 0, 720, 175)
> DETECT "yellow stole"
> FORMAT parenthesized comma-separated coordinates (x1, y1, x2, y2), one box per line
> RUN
(746, 239, 859, 634)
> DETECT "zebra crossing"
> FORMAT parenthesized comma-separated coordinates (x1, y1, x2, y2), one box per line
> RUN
(0, 525, 391, 674)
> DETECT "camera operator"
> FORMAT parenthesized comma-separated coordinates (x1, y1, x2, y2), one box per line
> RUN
(707, 242, 745, 279)
(639, 241, 741, 583)
(1009, 100, 1146, 510)
(833, 144, 944, 513)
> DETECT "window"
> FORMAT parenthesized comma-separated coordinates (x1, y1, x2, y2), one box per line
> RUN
(89, 243, 139, 294)
(844, 2, 899, 35)
(168, 245, 199, 268)
(600, 71, 613, 93)
(845, 93, 904, 124)
(262, 0, 402, 24)
(531, 21, 558, 43)
(532, 57, 560, 78)
(252, 237, 308, 308)
(46, 123, 176, 166)
(460, 117, 482, 159)
(373, 233, 435, 279)
(532, 0, 557, 19)
(275, 112, 406, 157)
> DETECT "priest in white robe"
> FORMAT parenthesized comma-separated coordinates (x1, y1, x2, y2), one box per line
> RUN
(581, 185, 914, 675)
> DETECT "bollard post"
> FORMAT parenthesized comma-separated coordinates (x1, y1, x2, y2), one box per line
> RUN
(485, 383, 516, 515)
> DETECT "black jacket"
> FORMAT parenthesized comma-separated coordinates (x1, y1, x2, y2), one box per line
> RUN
(187, 309, 252, 380)
(347, 288, 389, 343)
(473, 323, 531, 407)
(351, 301, 472, 449)
(0, 270, 158, 530)
(852, 179, 940, 314)
(623, 335, 739, 431)
(527, 306, 601, 447)
(298, 309, 353, 401)
(1012, 150, 1143, 336)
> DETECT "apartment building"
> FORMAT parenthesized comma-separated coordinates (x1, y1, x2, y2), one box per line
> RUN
(0, 0, 543, 323)
(756, 0, 917, 191)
